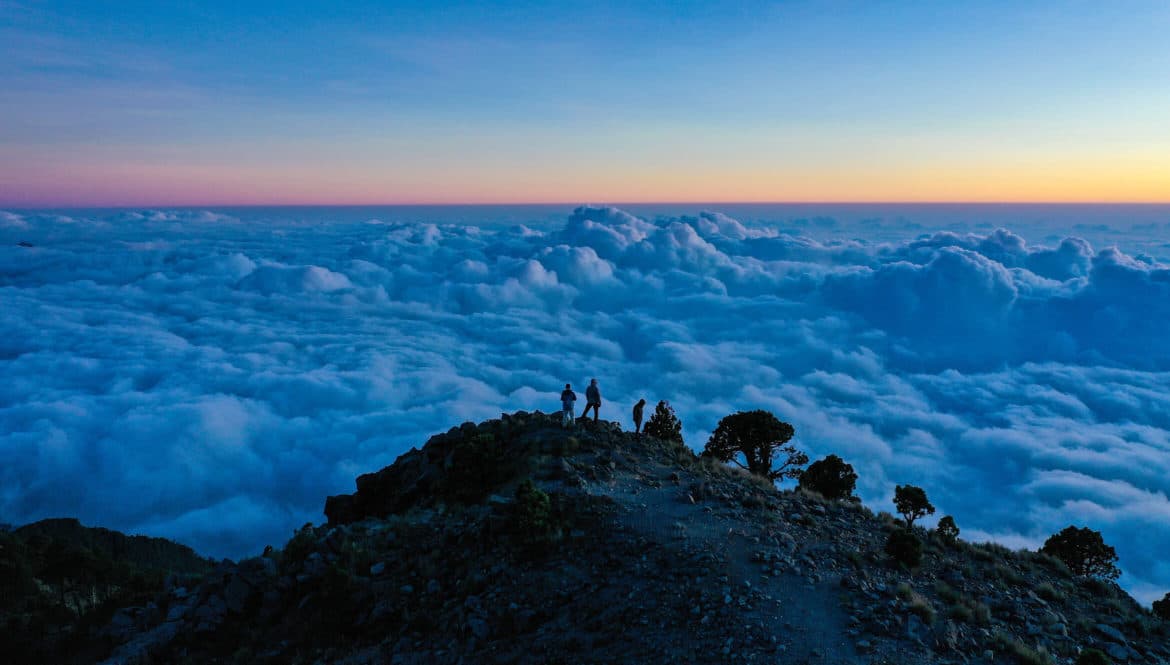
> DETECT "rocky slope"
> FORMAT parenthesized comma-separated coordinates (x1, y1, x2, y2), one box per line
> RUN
(0, 518, 213, 663)
(50, 411, 1170, 664)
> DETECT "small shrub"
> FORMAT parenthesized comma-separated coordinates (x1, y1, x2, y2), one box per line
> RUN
(971, 546, 996, 562)
(936, 515, 960, 544)
(741, 493, 767, 510)
(446, 432, 519, 502)
(1074, 617, 1095, 636)
(971, 601, 992, 625)
(738, 467, 782, 496)
(844, 549, 863, 568)
(995, 631, 1053, 665)
(948, 603, 974, 623)
(1123, 614, 1152, 639)
(993, 563, 1025, 586)
(1128, 613, 1154, 636)
(1153, 592, 1170, 620)
(885, 528, 923, 568)
(1040, 525, 1120, 579)
(279, 523, 318, 571)
(644, 401, 683, 443)
(906, 593, 936, 624)
(1081, 576, 1115, 597)
(895, 581, 914, 600)
(893, 485, 935, 528)
(1011, 641, 1054, 665)
(512, 479, 553, 539)
(893, 584, 936, 621)
(1075, 648, 1112, 665)
(1033, 551, 1072, 576)
(1103, 594, 1130, 616)
(934, 581, 960, 604)
(1036, 582, 1061, 602)
(983, 542, 1013, 557)
(702, 410, 806, 483)
(798, 454, 857, 499)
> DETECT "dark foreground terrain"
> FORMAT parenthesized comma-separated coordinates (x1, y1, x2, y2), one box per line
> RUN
(8, 411, 1170, 664)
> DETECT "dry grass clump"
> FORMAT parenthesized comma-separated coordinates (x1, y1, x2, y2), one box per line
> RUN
(896, 582, 937, 624)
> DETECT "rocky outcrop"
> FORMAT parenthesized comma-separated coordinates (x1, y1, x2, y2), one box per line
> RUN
(325, 410, 605, 524)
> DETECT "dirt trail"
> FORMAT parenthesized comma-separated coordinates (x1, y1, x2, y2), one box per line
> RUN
(579, 449, 861, 664)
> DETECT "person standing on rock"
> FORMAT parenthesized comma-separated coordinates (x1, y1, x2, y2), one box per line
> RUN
(581, 378, 602, 422)
(560, 383, 577, 427)
(632, 398, 646, 436)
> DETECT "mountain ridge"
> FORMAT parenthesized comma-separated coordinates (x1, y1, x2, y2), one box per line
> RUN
(11, 410, 1170, 664)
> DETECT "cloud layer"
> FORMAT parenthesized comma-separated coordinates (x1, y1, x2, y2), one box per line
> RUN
(2, 205, 1170, 602)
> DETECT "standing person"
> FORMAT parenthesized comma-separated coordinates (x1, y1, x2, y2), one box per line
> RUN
(632, 398, 646, 436)
(560, 384, 577, 427)
(582, 378, 602, 422)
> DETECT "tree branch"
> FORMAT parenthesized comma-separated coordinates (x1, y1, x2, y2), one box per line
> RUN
(728, 457, 750, 471)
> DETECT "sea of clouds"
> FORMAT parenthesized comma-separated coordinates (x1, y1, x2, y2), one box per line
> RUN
(3, 204, 1170, 602)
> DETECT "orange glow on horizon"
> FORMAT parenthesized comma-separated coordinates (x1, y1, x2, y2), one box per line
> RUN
(3, 155, 1170, 208)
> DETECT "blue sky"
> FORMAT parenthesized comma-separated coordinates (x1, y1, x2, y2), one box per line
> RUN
(3, 1, 1170, 202)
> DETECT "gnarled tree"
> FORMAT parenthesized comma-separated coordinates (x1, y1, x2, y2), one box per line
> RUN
(1039, 525, 1120, 579)
(702, 410, 806, 483)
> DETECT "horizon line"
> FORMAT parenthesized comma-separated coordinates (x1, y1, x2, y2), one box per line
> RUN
(7, 200, 1170, 211)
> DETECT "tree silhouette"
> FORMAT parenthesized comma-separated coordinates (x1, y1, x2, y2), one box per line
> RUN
(893, 485, 934, 528)
(798, 454, 857, 499)
(1153, 593, 1170, 620)
(936, 515, 959, 544)
(703, 410, 806, 483)
(643, 401, 683, 443)
(1040, 526, 1120, 579)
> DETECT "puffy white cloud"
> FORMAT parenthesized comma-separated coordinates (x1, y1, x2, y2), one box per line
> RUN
(1, 211, 29, 229)
(536, 246, 615, 287)
(239, 263, 354, 294)
(2, 205, 1170, 604)
(560, 206, 655, 258)
(823, 246, 1019, 357)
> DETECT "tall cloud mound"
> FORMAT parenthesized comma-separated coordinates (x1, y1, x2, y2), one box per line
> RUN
(238, 264, 354, 294)
(561, 206, 655, 258)
(823, 246, 1019, 363)
(2, 206, 1170, 603)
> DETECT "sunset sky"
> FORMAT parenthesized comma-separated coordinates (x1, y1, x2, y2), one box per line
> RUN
(3, 0, 1170, 206)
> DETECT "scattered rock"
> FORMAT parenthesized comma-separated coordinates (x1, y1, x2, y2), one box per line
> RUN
(1096, 623, 1127, 644)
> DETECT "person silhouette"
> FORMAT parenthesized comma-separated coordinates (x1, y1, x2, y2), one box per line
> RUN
(632, 398, 646, 435)
(560, 383, 577, 427)
(582, 378, 602, 422)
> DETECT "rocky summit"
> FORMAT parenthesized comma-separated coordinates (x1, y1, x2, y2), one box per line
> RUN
(35, 411, 1170, 664)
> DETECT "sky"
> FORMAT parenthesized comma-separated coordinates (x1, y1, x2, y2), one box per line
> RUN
(4, 203, 1170, 606)
(3, 1, 1170, 206)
